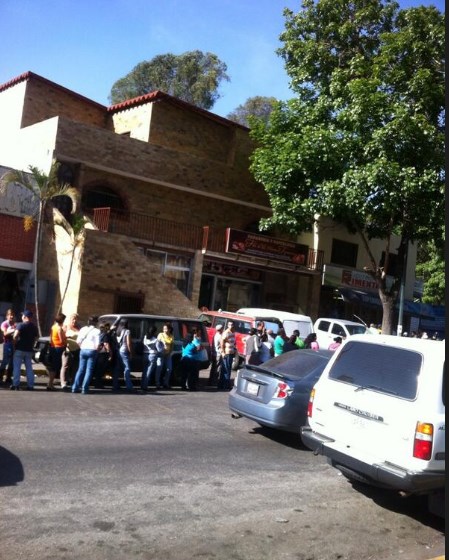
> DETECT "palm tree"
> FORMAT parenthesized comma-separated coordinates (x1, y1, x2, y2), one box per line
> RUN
(0, 161, 79, 336)
(54, 213, 88, 315)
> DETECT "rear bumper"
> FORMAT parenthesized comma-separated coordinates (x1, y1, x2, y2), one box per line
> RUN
(301, 427, 445, 494)
(229, 391, 304, 433)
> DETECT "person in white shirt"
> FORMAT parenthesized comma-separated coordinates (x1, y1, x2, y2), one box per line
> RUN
(71, 316, 101, 394)
(208, 324, 223, 386)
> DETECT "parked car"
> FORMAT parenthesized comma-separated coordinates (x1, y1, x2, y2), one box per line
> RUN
(236, 307, 314, 340)
(99, 314, 211, 385)
(228, 349, 332, 433)
(314, 317, 367, 348)
(197, 310, 282, 369)
(301, 335, 445, 516)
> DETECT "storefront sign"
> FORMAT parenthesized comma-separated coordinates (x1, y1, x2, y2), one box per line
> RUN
(203, 260, 262, 281)
(323, 264, 393, 292)
(225, 228, 309, 266)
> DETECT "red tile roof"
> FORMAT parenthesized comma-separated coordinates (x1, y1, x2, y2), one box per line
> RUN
(0, 71, 107, 110)
(0, 71, 248, 130)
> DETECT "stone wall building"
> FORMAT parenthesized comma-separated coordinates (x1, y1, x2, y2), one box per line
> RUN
(0, 72, 323, 331)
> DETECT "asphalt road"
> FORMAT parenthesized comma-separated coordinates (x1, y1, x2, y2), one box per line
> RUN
(0, 375, 445, 560)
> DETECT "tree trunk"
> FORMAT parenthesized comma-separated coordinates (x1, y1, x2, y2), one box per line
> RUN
(33, 202, 44, 337)
(379, 290, 395, 335)
(57, 246, 76, 315)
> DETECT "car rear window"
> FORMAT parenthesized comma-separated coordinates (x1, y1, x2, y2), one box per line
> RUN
(264, 351, 330, 379)
(328, 341, 422, 400)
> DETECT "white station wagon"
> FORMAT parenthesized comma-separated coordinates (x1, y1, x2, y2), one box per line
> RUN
(301, 335, 445, 516)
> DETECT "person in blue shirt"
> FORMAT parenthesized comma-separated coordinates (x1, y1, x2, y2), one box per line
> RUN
(180, 328, 202, 391)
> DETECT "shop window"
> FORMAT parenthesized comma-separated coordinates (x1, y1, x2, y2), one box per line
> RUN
(331, 239, 358, 268)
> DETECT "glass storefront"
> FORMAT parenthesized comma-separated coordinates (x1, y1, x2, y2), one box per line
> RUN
(199, 260, 262, 312)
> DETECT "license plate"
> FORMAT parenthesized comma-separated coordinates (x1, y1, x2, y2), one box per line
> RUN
(246, 381, 259, 396)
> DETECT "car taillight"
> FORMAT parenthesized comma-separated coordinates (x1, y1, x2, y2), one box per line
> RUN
(274, 382, 292, 399)
(307, 388, 315, 417)
(413, 422, 434, 461)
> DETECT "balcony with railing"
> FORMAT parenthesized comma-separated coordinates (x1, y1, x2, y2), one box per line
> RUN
(92, 207, 324, 272)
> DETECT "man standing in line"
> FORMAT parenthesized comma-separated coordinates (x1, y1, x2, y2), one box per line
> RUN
(208, 323, 223, 386)
(219, 320, 236, 391)
(11, 310, 39, 390)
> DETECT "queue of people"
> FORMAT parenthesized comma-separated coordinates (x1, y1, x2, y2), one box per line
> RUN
(4, 309, 442, 393)
(0, 312, 205, 393)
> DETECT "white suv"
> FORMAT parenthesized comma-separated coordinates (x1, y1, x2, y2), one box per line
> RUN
(301, 335, 445, 516)
(314, 317, 367, 348)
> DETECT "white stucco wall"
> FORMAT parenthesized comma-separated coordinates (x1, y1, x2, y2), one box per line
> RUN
(0, 116, 58, 174)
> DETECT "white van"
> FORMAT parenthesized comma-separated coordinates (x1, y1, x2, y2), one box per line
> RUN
(236, 308, 314, 340)
(301, 335, 445, 516)
(314, 317, 367, 348)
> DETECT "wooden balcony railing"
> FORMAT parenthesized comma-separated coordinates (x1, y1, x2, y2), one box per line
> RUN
(92, 207, 324, 272)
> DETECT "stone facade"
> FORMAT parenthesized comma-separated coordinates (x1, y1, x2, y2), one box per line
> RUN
(76, 229, 202, 320)
(0, 72, 341, 328)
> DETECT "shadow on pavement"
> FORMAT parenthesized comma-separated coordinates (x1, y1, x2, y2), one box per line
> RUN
(249, 425, 305, 450)
(349, 481, 445, 531)
(0, 446, 24, 486)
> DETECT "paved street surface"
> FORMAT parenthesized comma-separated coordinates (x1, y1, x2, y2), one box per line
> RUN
(0, 372, 445, 560)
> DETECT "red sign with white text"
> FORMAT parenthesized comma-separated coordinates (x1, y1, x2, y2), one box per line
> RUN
(225, 229, 309, 265)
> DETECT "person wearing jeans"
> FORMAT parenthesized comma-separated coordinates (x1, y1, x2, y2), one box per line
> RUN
(141, 326, 164, 391)
(72, 316, 100, 394)
(0, 309, 16, 385)
(11, 310, 38, 390)
(114, 319, 134, 392)
(156, 323, 174, 389)
(218, 321, 236, 391)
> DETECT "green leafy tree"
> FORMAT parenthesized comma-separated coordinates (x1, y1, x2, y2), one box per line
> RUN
(109, 50, 230, 109)
(250, 0, 445, 334)
(227, 96, 278, 127)
(0, 162, 79, 336)
(416, 239, 445, 305)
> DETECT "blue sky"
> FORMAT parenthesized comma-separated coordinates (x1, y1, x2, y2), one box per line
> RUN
(0, 0, 444, 119)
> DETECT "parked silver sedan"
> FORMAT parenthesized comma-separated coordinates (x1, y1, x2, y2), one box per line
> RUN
(229, 349, 332, 434)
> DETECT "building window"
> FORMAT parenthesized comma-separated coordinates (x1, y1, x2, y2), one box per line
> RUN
(144, 249, 191, 296)
(331, 239, 358, 268)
